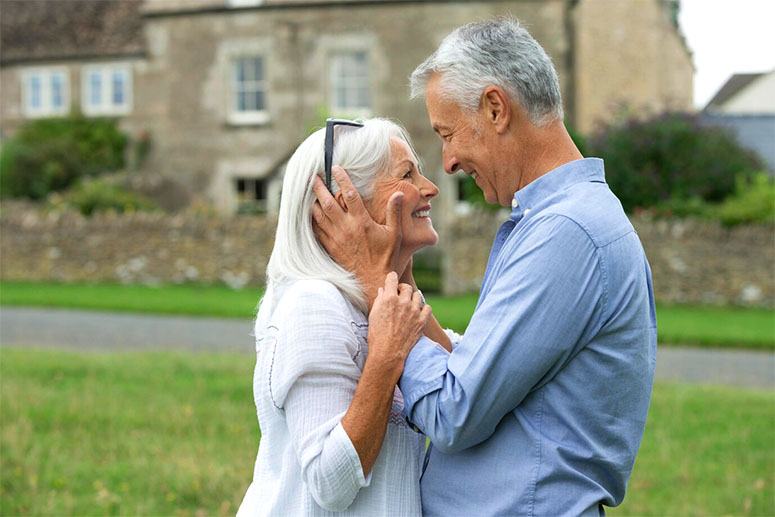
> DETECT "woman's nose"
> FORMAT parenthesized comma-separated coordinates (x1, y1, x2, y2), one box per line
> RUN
(420, 176, 440, 199)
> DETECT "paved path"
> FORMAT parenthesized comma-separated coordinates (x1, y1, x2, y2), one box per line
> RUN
(2, 307, 773, 389)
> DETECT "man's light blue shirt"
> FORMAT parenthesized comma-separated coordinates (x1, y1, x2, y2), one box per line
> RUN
(400, 158, 657, 516)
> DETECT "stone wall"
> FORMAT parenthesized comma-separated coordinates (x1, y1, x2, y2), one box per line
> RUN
(442, 210, 774, 307)
(0, 203, 276, 288)
(2, 203, 771, 307)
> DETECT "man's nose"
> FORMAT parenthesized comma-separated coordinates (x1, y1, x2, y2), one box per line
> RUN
(443, 153, 460, 175)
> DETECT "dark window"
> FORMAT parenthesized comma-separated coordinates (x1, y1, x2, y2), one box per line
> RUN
(235, 177, 267, 213)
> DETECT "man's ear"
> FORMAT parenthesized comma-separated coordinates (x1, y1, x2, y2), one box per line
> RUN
(334, 190, 348, 212)
(481, 85, 511, 134)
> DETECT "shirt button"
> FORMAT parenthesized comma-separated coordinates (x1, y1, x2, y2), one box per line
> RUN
(511, 198, 519, 209)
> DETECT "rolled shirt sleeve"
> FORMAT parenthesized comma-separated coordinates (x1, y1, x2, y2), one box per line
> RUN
(271, 282, 372, 512)
(400, 214, 606, 453)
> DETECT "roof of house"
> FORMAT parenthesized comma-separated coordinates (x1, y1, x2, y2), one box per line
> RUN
(0, 0, 144, 65)
(704, 73, 764, 111)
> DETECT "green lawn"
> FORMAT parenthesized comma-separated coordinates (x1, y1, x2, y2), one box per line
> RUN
(1, 281, 773, 349)
(1, 348, 772, 515)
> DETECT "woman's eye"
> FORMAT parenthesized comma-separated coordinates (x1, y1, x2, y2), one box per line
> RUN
(403, 170, 413, 179)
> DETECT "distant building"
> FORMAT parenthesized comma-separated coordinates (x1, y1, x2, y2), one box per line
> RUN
(1, 0, 693, 223)
(702, 70, 775, 172)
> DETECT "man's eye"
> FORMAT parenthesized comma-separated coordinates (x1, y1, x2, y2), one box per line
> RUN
(403, 170, 412, 179)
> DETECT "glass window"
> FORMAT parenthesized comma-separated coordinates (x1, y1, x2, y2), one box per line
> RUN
(50, 74, 65, 109)
(233, 56, 266, 114)
(112, 70, 125, 105)
(83, 65, 131, 115)
(29, 75, 42, 109)
(330, 51, 370, 112)
(235, 177, 267, 213)
(88, 71, 103, 107)
(23, 69, 69, 117)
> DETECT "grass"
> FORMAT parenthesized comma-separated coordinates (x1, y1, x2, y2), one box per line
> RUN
(1, 281, 773, 349)
(0, 348, 257, 516)
(1, 348, 773, 515)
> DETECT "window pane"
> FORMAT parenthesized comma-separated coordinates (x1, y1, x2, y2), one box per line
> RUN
(232, 56, 266, 112)
(237, 91, 248, 112)
(357, 86, 370, 109)
(253, 90, 265, 111)
(254, 179, 266, 200)
(51, 74, 63, 108)
(236, 60, 246, 83)
(29, 75, 42, 108)
(251, 57, 263, 81)
(89, 72, 102, 107)
(233, 56, 265, 114)
(111, 71, 125, 106)
(331, 52, 369, 110)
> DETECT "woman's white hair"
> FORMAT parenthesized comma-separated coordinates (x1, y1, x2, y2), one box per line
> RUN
(410, 17, 563, 126)
(257, 118, 416, 322)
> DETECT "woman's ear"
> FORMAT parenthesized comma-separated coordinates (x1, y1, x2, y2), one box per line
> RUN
(334, 191, 348, 212)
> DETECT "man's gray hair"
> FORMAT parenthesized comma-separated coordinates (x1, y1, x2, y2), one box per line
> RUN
(410, 18, 564, 126)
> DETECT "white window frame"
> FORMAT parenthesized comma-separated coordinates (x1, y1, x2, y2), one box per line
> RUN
(21, 67, 70, 118)
(81, 64, 133, 116)
(329, 51, 371, 118)
(229, 55, 269, 125)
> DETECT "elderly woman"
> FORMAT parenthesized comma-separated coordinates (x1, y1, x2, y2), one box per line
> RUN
(238, 118, 454, 516)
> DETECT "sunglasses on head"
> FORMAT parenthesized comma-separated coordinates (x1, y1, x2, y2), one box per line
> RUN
(324, 118, 364, 192)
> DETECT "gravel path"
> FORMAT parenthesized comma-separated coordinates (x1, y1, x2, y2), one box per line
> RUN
(2, 307, 773, 389)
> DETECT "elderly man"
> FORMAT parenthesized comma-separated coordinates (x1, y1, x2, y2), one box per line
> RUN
(313, 18, 656, 516)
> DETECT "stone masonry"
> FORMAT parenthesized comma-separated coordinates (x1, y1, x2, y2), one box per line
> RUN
(1, 203, 772, 307)
(442, 209, 774, 307)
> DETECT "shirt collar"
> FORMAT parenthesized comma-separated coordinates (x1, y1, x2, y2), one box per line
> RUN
(510, 158, 605, 219)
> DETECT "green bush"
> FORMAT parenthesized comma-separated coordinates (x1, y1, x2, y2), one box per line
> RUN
(645, 173, 774, 226)
(714, 173, 775, 226)
(588, 113, 763, 212)
(0, 114, 127, 199)
(50, 177, 157, 216)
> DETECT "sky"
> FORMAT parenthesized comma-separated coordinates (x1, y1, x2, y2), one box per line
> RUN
(678, 0, 775, 108)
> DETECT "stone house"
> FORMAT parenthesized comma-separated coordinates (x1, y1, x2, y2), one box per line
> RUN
(1, 0, 693, 233)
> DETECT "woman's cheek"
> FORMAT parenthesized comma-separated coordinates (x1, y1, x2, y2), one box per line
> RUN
(395, 181, 420, 204)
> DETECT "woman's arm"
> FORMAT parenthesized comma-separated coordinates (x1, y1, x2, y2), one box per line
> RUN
(277, 275, 428, 511)
(342, 272, 430, 474)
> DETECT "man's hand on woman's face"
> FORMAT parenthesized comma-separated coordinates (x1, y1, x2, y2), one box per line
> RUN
(312, 166, 405, 308)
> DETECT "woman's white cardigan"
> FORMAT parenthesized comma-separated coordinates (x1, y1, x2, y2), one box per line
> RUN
(238, 279, 425, 516)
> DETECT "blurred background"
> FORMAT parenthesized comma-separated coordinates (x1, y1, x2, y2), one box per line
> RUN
(0, 0, 772, 515)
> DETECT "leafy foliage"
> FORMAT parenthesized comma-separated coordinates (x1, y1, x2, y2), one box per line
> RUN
(588, 113, 763, 212)
(715, 173, 775, 226)
(0, 115, 128, 199)
(49, 177, 157, 216)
